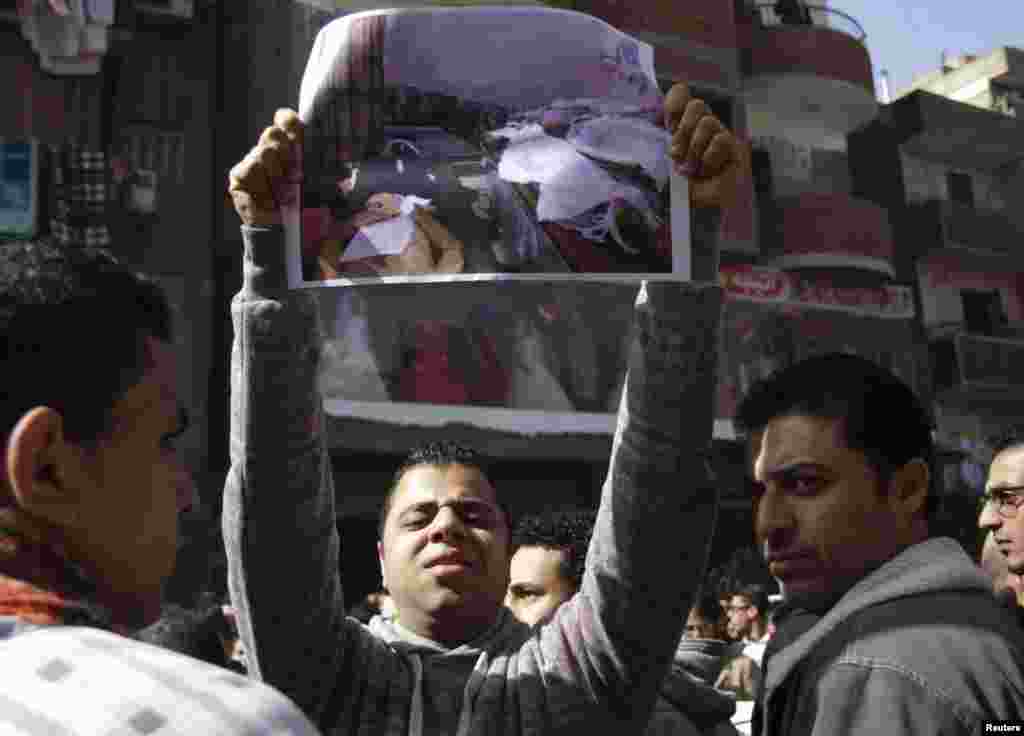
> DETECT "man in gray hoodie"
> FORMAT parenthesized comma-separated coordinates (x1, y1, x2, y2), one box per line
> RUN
(738, 353, 1024, 736)
(224, 81, 745, 735)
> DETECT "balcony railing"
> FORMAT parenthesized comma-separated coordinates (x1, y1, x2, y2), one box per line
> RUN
(931, 331, 1024, 394)
(753, 3, 866, 42)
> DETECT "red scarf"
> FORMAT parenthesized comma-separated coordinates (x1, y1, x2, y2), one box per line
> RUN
(0, 526, 118, 632)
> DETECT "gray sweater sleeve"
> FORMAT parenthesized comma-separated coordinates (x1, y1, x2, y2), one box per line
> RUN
(223, 226, 396, 727)
(224, 213, 723, 734)
(531, 213, 723, 728)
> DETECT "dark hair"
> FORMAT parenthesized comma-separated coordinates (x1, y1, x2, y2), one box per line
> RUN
(1, 240, 173, 449)
(708, 546, 775, 600)
(511, 508, 597, 591)
(379, 441, 503, 538)
(137, 605, 235, 670)
(733, 583, 770, 616)
(991, 426, 1024, 458)
(692, 591, 726, 631)
(735, 352, 937, 518)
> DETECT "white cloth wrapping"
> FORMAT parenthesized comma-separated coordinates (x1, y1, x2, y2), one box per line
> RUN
(494, 112, 667, 244)
(341, 195, 433, 262)
(567, 115, 671, 188)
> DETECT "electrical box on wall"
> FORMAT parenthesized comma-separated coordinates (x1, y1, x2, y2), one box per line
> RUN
(0, 140, 40, 240)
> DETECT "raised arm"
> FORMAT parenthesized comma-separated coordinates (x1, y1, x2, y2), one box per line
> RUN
(535, 82, 743, 726)
(222, 112, 394, 727)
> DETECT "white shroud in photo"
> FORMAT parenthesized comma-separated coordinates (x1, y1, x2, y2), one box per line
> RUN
(284, 5, 707, 438)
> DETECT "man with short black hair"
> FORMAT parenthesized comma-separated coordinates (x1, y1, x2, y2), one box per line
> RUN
(686, 593, 728, 642)
(224, 80, 743, 735)
(980, 428, 1024, 581)
(505, 509, 739, 735)
(505, 508, 594, 627)
(737, 352, 1024, 735)
(725, 585, 769, 642)
(0, 241, 317, 734)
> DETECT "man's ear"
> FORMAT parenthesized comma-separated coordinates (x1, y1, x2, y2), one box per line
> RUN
(6, 408, 80, 526)
(889, 458, 930, 519)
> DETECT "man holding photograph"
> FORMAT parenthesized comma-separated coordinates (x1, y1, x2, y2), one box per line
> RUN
(225, 80, 746, 735)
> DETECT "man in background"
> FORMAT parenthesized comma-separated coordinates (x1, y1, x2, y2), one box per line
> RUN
(725, 584, 771, 666)
(979, 427, 1024, 622)
(507, 508, 740, 735)
(738, 352, 1024, 735)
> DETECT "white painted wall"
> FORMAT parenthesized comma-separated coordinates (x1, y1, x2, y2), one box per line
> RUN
(746, 105, 848, 150)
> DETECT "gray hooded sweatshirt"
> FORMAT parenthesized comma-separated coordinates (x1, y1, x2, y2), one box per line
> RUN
(756, 537, 1024, 736)
(223, 218, 726, 736)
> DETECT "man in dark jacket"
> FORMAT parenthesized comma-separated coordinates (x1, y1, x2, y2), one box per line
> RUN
(736, 353, 1024, 736)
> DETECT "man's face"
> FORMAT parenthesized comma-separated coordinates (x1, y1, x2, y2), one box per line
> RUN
(981, 530, 1019, 607)
(753, 414, 914, 604)
(505, 545, 576, 626)
(725, 594, 757, 640)
(684, 607, 719, 640)
(66, 338, 193, 626)
(980, 445, 1024, 575)
(378, 464, 510, 627)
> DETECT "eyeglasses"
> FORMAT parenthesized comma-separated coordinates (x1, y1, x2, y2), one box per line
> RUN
(726, 604, 751, 614)
(979, 486, 1024, 519)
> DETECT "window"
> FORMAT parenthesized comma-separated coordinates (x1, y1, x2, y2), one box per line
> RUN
(751, 148, 774, 199)
(947, 171, 975, 209)
(992, 84, 1021, 117)
(961, 289, 1005, 336)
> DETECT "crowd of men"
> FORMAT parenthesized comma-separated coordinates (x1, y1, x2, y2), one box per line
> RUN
(1, 79, 1023, 736)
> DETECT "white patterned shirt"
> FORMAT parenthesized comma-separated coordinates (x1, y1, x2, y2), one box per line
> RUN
(0, 623, 320, 735)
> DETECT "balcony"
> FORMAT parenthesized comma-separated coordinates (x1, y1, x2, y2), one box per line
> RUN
(908, 199, 1024, 265)
(931, 330, 1024, 406)
(891, 91, 1024, 172)
(744, 3, 877, 135)
(764, 192, 896, 277)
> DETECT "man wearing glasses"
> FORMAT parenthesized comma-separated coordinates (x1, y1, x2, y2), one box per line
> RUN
(980, 429, 1024, 606)
(724, 585, 770, 662)
(737, 353, 1024, 736)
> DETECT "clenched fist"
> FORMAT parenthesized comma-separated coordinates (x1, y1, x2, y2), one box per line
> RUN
(228, 109, 304, 226)
(664, 82, 749, 211)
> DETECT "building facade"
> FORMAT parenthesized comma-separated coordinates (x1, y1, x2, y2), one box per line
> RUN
(894, 47, 1024, 117)
(851, 83, 1024, 531)
(8, 1, 1017, 602)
